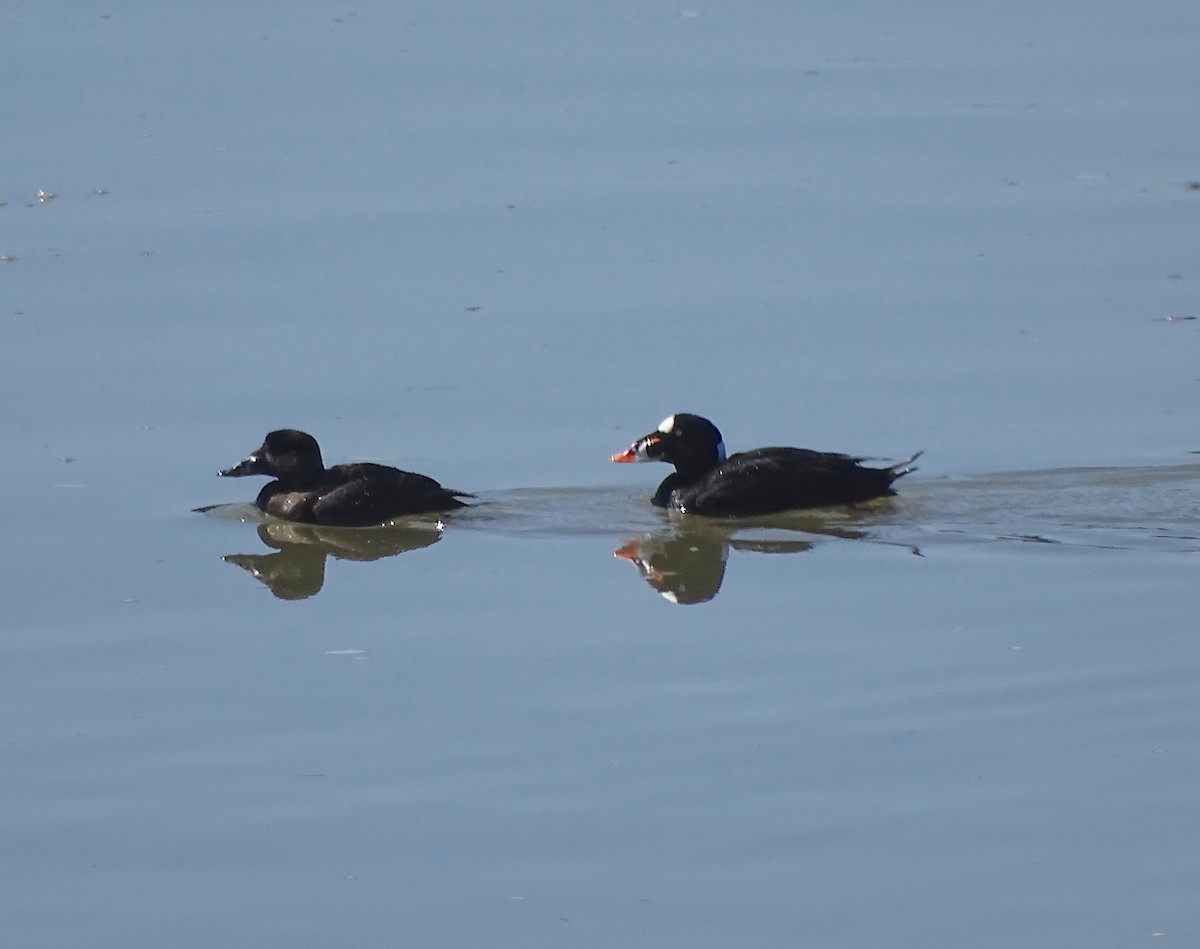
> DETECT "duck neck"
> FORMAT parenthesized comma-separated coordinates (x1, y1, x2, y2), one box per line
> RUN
(653, 467, 707, 507)
(276, 456, 325, 487)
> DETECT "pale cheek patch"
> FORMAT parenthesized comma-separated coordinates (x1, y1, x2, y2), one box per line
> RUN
(657, 414, 676, 434)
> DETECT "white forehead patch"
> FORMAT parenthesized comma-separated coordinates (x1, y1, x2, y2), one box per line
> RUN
(657, 414, 676, 434)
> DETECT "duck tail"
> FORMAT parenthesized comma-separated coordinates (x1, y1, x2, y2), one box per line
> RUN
(889, 450, 924, 479)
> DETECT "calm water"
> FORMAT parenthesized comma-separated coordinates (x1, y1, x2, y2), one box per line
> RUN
(3, 1, 1199, 947)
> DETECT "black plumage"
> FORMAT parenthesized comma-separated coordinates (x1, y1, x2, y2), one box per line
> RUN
(219, 429, 471, 526)
(612, 413, 920, 517)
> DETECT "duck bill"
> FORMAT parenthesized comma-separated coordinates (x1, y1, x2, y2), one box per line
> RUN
(219, 452, 266, 477)
(613, 540, 659, 580)
(610, 434, 658, 463)
(613, 539, 645, 560)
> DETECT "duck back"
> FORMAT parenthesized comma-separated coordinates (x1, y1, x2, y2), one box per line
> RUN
(665, 448, 902, 517)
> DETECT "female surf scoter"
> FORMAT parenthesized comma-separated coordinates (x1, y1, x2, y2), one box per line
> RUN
(219, 429, 471, 526)
(611, 413, 921, 517)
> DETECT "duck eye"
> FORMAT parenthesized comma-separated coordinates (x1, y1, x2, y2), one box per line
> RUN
(632, 436, 653, 458)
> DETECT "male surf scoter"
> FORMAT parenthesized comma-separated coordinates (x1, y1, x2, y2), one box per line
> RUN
(219, 429, 471, 526)
(611, 413, 921, 517)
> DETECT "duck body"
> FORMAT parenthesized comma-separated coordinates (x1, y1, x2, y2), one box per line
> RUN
(220, 429, 471, 527)
(613, 413, 920, 517)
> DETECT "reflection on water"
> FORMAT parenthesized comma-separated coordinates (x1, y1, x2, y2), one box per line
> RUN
(614, 530, 730, 605)
(197, 464, 1200, 602)
(614, 510, 900, 604)
(614, 530, 811, 605)
(222, 519, 446, 600)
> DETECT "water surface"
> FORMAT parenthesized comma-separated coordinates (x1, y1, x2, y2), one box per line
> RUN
(3, 1, 1199, 947)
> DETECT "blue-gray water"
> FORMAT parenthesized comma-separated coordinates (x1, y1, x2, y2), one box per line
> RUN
(3, 2, 1199, 947)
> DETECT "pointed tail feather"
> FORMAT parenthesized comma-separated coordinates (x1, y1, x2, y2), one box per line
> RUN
(889, 450, 924, 479)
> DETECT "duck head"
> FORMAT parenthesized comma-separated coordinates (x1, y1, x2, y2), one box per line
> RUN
(220, 429, 325, 482)
(611, 413, 727, 472)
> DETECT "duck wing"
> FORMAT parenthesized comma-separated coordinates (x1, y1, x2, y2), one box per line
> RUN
(310, 463, 469, 526)
(680, 448, 897, 516)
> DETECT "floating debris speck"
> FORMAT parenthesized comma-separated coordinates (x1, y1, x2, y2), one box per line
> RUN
(37, 189, 56, 202)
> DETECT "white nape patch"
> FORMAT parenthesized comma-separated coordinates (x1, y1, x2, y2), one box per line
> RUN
(715, 440, 726, 463)
(657, 414, 676, 434)
(660, 590, 681, 604)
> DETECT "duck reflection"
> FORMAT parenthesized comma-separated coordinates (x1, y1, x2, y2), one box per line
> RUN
(224, 519, 445, 600)
(614, 518, 876, 605)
